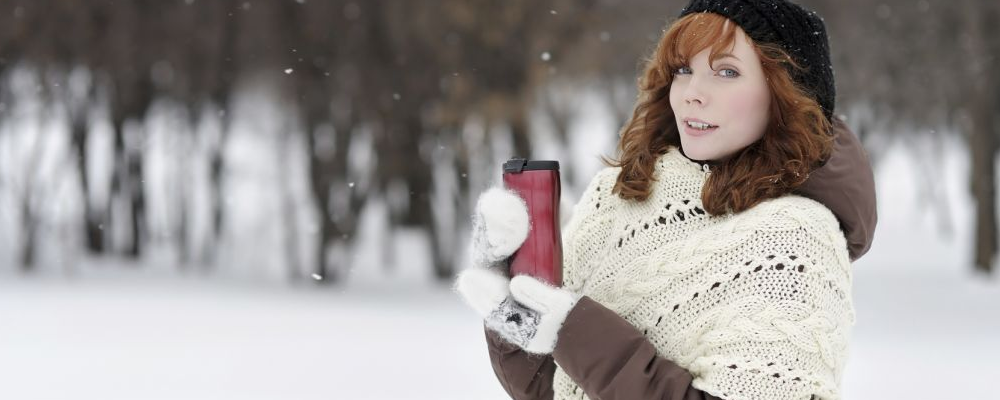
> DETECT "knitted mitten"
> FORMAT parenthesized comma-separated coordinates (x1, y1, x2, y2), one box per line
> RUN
(455, 269, 581, 355)
(504, 274, 581, 354)
(469, 186, 532, 269)
(457, 185, 579, 354)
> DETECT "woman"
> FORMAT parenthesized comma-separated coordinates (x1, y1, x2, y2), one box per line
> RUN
(455, 1, 877, 399)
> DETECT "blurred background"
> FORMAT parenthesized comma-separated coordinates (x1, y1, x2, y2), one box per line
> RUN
(0, 0, 997, 398)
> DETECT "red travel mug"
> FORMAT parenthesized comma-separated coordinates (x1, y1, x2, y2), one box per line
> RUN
(502, 157, 563, 287)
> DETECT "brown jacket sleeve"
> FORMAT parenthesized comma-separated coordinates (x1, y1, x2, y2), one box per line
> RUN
(485, 324, 556, 400)
(485, 296, 724, 400)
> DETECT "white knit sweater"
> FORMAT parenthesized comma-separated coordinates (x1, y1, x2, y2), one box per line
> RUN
(553, 146, 855, 400)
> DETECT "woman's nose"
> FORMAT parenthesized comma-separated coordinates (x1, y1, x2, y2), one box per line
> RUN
(684, 91, 705, 106)
(683, 76, 707, 105)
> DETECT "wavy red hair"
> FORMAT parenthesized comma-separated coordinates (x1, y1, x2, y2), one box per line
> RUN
(601, 12, 834, 215)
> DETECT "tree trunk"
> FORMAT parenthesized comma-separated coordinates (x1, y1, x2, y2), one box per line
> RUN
(126, 134, 146, 258)
(278, 119, 301, 281)
(509, 107, 532, 160)
(965, 0, 998, 275)
(307, 106, 362, 284)
(18, 199, 37, 271)
(969, 107, 996, 274)
(71, 120, 107, 254)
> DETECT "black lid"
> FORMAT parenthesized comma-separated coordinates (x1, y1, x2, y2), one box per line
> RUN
(503, 157, 560, 173)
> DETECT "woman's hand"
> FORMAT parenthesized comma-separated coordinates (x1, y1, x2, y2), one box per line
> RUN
(455, 185, 581, 354)
(504, 275, 581, 354)
(455, 185, 533, 346)
(468, 186, 532, 270)
(456, 270, 581, 355)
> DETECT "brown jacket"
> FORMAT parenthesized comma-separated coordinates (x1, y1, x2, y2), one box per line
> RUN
(484, 119, 876, 399)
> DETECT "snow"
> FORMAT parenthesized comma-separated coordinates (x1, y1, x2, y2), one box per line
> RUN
(0, 272, 506, 400)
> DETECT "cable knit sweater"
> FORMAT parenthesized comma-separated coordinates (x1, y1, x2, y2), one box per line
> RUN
(552, 146, 855, 400)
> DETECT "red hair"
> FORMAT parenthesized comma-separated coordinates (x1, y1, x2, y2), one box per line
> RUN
(602, 12, 834, 215)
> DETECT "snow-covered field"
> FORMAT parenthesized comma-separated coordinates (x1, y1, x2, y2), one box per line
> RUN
(0, 271, 503, 400)
(2, 94, 999, 399)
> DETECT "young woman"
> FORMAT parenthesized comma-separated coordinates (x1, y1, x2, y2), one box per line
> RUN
(455, 1, 877, 399)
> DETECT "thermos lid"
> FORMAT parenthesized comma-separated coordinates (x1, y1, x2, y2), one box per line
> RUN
(503, 157, 560, 173)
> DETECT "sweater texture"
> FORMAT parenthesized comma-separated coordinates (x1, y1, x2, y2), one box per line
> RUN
(553, 146, 855, 400)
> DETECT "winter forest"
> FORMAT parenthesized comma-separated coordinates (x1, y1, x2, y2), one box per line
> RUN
(0, 0, 998, 399)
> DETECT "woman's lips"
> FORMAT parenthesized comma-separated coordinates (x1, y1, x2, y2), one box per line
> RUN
(683, 123, 718, 137)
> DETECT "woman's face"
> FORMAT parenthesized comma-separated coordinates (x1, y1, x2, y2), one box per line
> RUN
(669, 25, 771, 162)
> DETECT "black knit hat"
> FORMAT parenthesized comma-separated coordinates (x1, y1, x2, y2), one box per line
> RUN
(678, 0, 836, 121)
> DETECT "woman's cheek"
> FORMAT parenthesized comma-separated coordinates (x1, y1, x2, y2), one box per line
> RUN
(668, 83, 684, 111)
(729, 85, 770, 136)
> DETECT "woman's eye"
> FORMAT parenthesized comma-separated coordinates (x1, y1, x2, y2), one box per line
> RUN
(673, 66, 692, 75)
(718, 68, 740, 78)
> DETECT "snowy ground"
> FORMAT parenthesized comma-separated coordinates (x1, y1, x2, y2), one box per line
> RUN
(0, 271, 505, 400)
(3, 120, 1000, 398)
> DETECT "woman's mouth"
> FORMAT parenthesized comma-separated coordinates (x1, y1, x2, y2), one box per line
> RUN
(683, 119, 718, 136)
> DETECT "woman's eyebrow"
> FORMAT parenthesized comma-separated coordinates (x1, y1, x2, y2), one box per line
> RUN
(714, 53, 742, 62)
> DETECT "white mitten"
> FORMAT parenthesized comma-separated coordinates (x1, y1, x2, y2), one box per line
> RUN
(454, 267, 510, 317)
(454, 268, 582, 355)
(506, 275, 582, 354)
(469, 186, 531, 268)
(454, 268, 541, 351)
(458, 185, 571, 353)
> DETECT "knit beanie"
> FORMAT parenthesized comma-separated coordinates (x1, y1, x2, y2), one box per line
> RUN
(678, 0, 836, 121)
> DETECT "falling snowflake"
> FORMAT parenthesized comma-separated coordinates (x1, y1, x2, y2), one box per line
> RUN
(284, 68, 294, 74)
(540, 52, 551, 61)
(311, 273, 323, 280)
